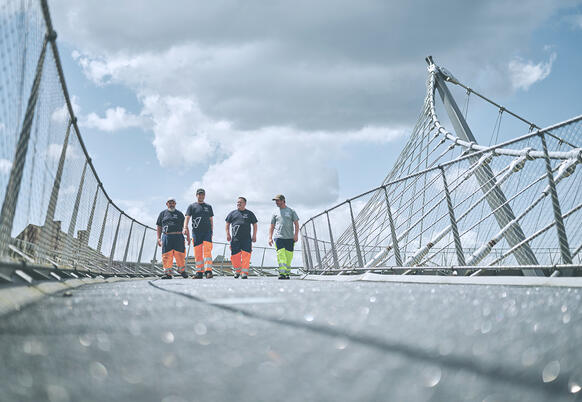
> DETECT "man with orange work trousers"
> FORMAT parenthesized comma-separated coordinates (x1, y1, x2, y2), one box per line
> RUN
(156, 197, 188, 279)
(226, 197, 257, 279)
(183, 188, 214, 279)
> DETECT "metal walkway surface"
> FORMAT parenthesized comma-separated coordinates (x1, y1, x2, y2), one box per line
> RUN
(1, 277, 581, 402)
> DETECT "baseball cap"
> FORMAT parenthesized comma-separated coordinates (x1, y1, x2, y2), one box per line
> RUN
(167, 197, 176, 203)
(196, 188, 205, 195)
(272, 194, 285, 201)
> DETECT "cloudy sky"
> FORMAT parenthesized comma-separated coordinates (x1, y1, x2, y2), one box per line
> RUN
(48, 0, 582, 243)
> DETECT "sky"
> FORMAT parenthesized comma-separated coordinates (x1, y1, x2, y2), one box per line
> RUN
(47, 0, 582, 244)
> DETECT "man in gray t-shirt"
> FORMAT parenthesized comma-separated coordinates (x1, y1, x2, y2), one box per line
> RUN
(268, 194, 299, 279)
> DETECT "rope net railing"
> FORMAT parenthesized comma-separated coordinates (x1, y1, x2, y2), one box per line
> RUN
(0, 0, 298, 279)
(0, 0, 160, 278)
(301, 57, 582, 277)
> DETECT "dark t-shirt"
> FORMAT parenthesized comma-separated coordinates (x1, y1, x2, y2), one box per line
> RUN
(185, 202, 214, 234)
(225, 209, 257, 242)
(156, 209, 185, 234)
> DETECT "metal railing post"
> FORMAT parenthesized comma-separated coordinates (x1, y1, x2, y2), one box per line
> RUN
(96, 202, 109, 254)
(0, 33, 53, 257)
(122, 219, 134, 264)
(311, 220, 322, 269)
(348, 200, 364, 267)
(301, 226, 314, 272)
(383, 186, 403, 266)
(85, 183, 100, 244)
(260, 247, 266, 269)
(137, 226, 146, 263)
(440, 166, 466, 268)
(325, 211, 340, 270)
(540, 133, 572, 274)
(152, 242, 159, 271)
(44, 119, 72, 228)
(108, 212, 122, 269)
(68, 158, 87, 237)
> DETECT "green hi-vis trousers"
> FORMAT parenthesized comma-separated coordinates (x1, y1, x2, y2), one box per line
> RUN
(275, 238, 294, 274)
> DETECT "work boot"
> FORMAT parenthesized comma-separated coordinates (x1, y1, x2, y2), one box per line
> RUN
(234, 273, 240, 279)
(205, 271, 214, 279)
(161, 274, 172, 279)
(241, 274, 248, 279)
(278, 274, 286, 280)
(180, 270, 188, 279)
(193, 272, 204, 279)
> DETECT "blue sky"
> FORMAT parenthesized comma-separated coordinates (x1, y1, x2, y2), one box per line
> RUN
(48, 0, 582, 243)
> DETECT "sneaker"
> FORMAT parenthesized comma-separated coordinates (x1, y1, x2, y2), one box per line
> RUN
(180, 270, 188, 278)
(241, 274, 248, 279)
(234, 273, 240, 279)
(193, 272, 204, 279)
(161, 274, 172, 279)
(205, 271, 214, 279)
(283, 274, 290, 280)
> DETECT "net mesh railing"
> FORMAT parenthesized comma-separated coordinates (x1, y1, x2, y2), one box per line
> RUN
(301, 60, 582, 277)
(0, 0, 297, 278)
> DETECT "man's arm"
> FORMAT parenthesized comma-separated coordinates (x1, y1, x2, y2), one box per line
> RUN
(293, 220, 299, 243)
(252, 223, 257, 243)
(156, 226, 162, 247)
(268, 223, 275, 246)
(182, 215, 190, 238)
(210, 217, 214, 234)
(225, 222, 231, 242)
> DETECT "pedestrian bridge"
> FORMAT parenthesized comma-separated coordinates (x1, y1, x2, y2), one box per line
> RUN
(1, 1, 581, 401)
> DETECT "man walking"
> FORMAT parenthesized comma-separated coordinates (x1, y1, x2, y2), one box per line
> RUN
(226, 197, 257, 279)
(156, 197, 188, 279)
(183, 188, 214, 279)
(268, 194, 299, 280)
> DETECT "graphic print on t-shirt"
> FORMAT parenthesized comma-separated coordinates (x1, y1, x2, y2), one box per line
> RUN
(232, 225, 240, 237)
(193, 217, 201, 229)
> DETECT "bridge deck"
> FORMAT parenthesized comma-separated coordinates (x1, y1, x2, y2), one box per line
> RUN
(1, 277, 580, 401)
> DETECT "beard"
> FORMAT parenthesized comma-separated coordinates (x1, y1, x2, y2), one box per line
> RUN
(168, 207, 176, 212)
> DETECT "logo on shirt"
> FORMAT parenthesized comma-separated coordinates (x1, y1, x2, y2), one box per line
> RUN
(242, 214, 248, 219)
(232, 225, 240, 237)
(193, 217, 201, 229)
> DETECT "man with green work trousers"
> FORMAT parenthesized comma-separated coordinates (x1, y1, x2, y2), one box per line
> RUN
(268, 194, 299, 280)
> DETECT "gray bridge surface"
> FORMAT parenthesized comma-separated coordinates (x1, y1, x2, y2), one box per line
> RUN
(1, 278, 581, 402)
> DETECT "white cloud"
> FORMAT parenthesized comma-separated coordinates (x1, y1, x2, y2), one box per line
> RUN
(116, 200, 156, 225)
(0, 158, 12, 174)
(82, 106, 149, 132)
(141, 95, 224, 167)
(508, 53, 556, 91)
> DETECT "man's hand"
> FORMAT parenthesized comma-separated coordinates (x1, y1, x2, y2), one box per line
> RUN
(157, 238, 162, 247)
(226, 233, 231, 242)
(252, 234, 257, 243)
(294, 234, 299, 243)
(268, 238, 273, 246)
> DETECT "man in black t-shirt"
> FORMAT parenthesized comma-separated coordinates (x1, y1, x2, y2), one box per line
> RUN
(225, 197, 257, 279)
(183, 188, 214, 279)
(156, 197, 187, 279)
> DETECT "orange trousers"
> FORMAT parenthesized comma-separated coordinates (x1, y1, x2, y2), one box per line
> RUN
(194, 241, 213, 273)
